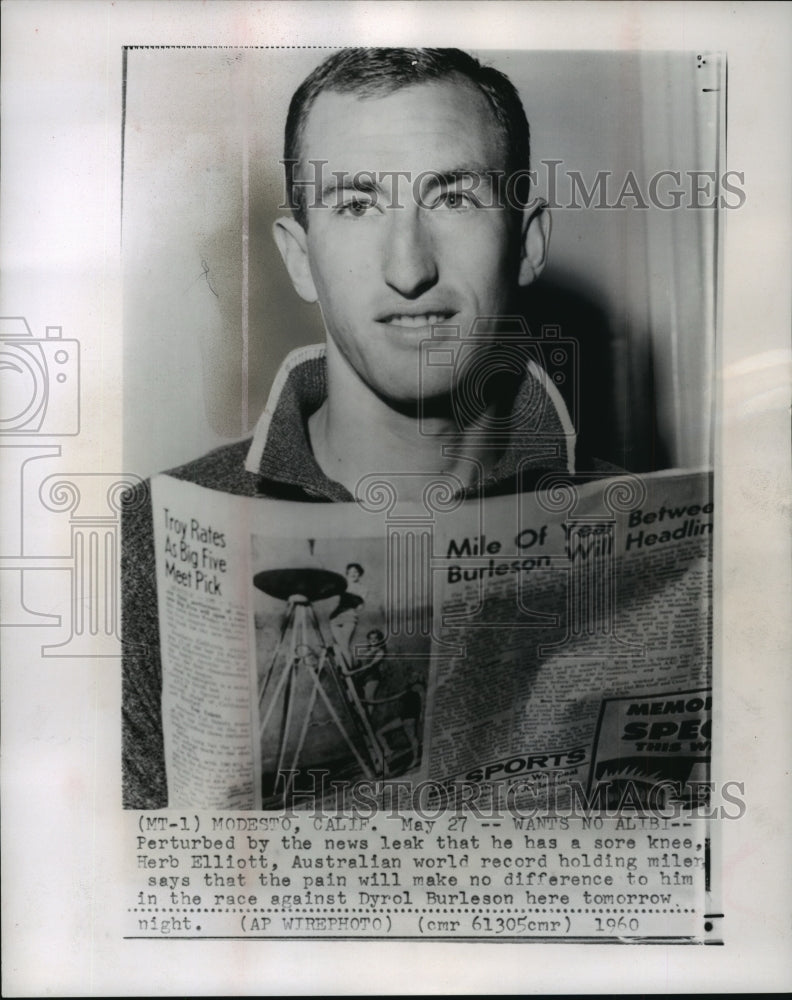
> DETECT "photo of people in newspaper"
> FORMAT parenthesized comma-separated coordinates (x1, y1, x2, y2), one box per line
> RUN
(250, 535, 431, 806)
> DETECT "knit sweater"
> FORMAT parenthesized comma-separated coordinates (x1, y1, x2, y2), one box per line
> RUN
(122, 344, 611, 809)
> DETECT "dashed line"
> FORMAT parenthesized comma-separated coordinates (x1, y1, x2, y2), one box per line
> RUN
(128, 907, 694, 914)
(125, 45, 334, 50)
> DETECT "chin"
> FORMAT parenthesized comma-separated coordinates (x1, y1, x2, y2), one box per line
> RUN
(377, 380, 458, 418)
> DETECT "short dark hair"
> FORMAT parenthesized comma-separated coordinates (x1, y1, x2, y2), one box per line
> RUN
(346, 562, 364, 576)
(284, 47, 531, 227)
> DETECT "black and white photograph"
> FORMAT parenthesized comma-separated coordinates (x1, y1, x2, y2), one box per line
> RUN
(251, 534, 430, 804)
(1, 1, 790, 995)
(117, 38, 722, 943)
(122, 45, 721, 481)
(121, 43, 720, 810)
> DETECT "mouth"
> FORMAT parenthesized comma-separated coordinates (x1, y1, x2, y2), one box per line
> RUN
(377, 311, 456, 329)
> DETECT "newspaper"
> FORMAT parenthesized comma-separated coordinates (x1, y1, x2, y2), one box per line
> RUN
(151, 468, 712, 815)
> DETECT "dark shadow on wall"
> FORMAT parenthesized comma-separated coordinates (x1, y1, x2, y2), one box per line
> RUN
(519, 279, 671, 475)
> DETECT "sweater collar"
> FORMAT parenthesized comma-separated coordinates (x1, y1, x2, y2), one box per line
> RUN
(245, 344, 576, 501)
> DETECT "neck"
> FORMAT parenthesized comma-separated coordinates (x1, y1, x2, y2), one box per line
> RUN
(307, 344, 505, 501)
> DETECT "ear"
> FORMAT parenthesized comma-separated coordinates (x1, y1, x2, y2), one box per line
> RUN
(272, 216, 318, 303)
(517, 201, 551, 287)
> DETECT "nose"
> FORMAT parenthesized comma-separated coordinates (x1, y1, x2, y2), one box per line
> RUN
(382, 210, 439, 299)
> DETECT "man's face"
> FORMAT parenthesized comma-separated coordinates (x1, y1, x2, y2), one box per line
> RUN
(282, 78, 539, 407)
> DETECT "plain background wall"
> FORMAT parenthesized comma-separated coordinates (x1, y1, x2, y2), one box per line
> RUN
(123, 48, 722, 479)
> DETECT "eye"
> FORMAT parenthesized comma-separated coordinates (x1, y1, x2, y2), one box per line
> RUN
(433, 188, 477, 211)
(336, 195, 378, 218)
(442, 191, 467, 209)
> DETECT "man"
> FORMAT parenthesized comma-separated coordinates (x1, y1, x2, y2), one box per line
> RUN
(123, 47, 607, 809)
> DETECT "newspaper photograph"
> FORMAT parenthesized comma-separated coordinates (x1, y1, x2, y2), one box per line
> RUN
(119, 41, 723, 943)
(251, 534, 431, 802)
(113, 33, 744, 942)
(2, 0, 791, 994)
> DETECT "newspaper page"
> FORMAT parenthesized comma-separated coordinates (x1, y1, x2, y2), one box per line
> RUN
(129, 467, 716, 941)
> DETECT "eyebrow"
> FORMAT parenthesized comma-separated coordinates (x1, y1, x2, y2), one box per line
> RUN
(321, 173, 383, 200)
(421, 166, 501, 189)
(320, 164, 502, 200)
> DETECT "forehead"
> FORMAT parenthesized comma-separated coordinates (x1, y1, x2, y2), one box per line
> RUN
(299, 78, 508, 174)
